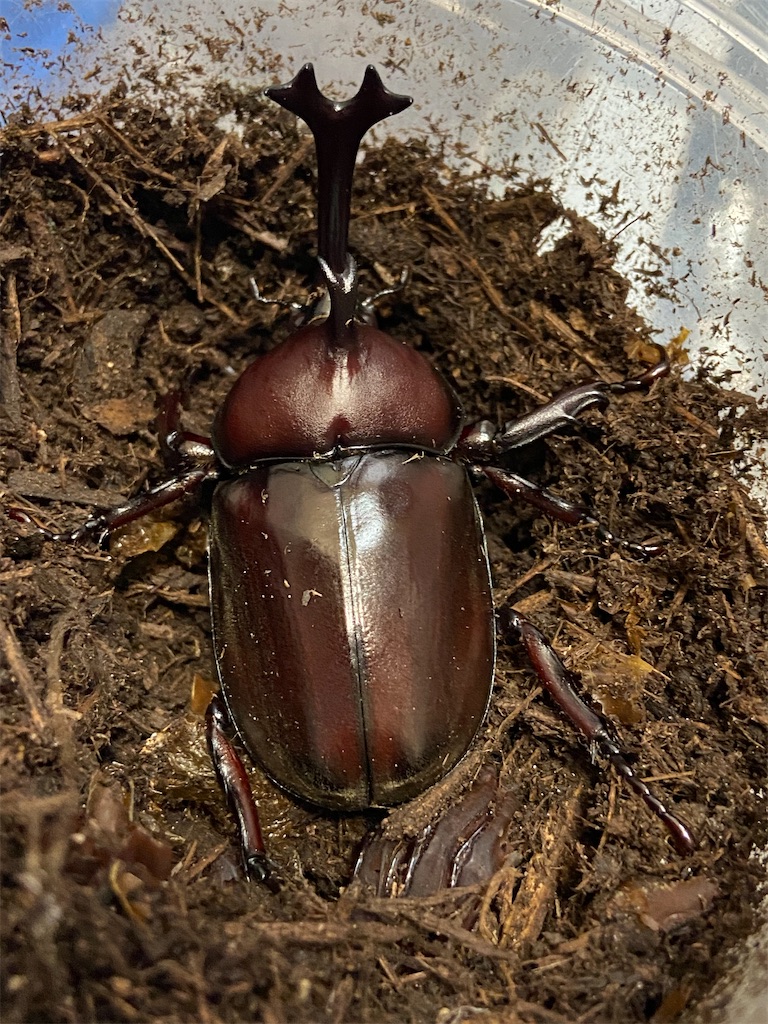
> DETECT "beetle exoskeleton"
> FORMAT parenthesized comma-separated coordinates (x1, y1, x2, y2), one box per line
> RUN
(15, 64, 695, 891)
(210, 451, 494, 810)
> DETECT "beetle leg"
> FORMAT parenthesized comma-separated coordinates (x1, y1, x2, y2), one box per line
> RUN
(249, 277, 305, 315)
(358, 267, 410, 324)
(501, 605, 696, 856)
(457, 354, 669, 460)
(155, 389, 215, 471)
(205, 694, 277, 889)
(481, 465, 663, 557)
(9, 463, 217, 545)
(9, 390, 217, 544)
(456, 357, 669, 554)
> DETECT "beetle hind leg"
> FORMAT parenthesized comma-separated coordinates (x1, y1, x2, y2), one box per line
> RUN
(502, 605, 695, 856)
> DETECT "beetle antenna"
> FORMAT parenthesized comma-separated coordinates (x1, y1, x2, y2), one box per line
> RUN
(266, 64, 412, 343)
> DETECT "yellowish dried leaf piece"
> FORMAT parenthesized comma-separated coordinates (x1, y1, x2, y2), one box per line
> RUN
(581, 648, 656, 725)
(110, 519, 178, 558)
(190, 673, 217, 716)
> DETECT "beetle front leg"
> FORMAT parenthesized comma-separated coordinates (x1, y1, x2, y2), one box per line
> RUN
(9, 463, 216, 545)
(458, 354, 669, 459)
(456, 356, 670, 555)
(501, 606, 696, 856)
(9, 393, 218, 545)
(205, 694, 277, 888)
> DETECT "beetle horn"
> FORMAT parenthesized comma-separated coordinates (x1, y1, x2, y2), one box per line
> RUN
(266, 64, 412, 335)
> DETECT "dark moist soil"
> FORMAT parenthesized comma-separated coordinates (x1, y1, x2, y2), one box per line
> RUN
(1, 86, 766, 1024)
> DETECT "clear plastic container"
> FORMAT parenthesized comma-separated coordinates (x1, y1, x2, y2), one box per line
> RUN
(4, 1, 766, 403)
(3, 1, 766, 1017)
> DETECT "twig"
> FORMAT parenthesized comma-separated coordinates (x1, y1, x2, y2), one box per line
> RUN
(193, 206, 204, 303)
(95, 115, 182, 188)
(508, 559, 556, 597)
(0, 112, 101, 143)
(224, 917, 407, 948)
(423, 185, 511, 318)
(485, 374, 551, 404)
(494, 688, 544, 744)
(184, 841, 230, 882)
(22, 206, 79, 316)
(499, 782, 585, 951)
(55, 138, 183, 269)
(365, 903, 517, 961)
(260, 134, 314, 204)
(45, 610, 81, 762)
(219, 211, 289, 252)
(506, 312, 549, 349)
(354, 202, 416, 220)
(671, 401, 720, 439)
(0, 618, 50, 739)
(531, 122, 567, 162)
(730, 486, 768, 564)
(528, 302, 605, 376)
(56, 137, 244, 325)
(0, 269, 22, 426)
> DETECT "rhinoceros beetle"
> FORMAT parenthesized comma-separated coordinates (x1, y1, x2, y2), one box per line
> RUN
(17, 65, 695, 890)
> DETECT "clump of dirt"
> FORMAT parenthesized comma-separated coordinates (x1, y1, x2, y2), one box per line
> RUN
(1, 81, 766, 1024)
